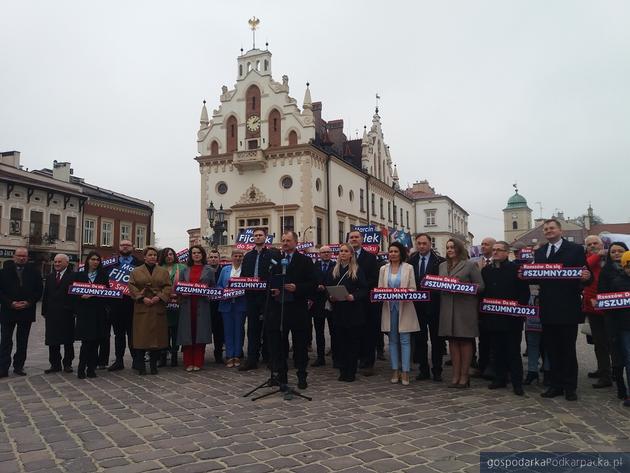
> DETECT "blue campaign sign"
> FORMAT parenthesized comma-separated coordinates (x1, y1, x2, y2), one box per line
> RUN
(109, 263, 135, 285)
(236, 228, 273, 245)
(362, 231, 381, 245)
(351, 224, 376, 233)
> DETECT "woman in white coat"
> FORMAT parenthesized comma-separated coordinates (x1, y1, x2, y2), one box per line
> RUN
(379, 242, 420, 385)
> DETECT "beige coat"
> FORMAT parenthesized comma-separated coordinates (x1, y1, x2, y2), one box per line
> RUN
(128, 264, 172, 350)
(379, 262, 420, 333)
(438, 259, 485, 338)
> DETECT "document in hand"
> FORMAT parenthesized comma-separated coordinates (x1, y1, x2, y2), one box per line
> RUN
(326, 285, 350, 300)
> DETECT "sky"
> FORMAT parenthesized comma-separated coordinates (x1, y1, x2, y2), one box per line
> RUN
(2, 0, 629, 249)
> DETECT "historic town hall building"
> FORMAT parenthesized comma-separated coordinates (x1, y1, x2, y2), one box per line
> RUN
(195, 28, 470, 254)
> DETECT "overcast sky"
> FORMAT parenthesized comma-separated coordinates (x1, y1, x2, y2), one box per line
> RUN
(2, 0, 629, 249)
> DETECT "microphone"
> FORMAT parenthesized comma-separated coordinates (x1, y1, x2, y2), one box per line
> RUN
(269, 259, 279, 269)
(281, 258, 288, 276)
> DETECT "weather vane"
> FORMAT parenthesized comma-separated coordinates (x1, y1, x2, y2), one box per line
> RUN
(513, 182, 518, 193)
(248, 17, 260, 49)
(375, 93, 381, 112)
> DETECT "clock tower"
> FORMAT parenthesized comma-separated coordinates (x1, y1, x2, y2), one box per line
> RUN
(503, 186, 532, 243)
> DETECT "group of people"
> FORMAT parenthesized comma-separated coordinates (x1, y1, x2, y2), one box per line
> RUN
(1, 220, 629, 407)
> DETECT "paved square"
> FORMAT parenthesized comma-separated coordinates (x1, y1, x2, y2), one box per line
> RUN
(1, 318, 629, 473)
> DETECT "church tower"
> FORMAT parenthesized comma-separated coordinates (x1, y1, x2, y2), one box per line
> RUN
(503, 186, 532, 242)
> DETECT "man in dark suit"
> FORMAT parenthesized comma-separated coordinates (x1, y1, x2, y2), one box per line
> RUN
(239, 228, 281, 371)
(208, 249, 225, 364)
(408, 233, 446, 381)
(268, 231, 316, 389)
(107, 240, 142, 371)
(348, 230, 380, 376)
(0, 247, 43, 377)
(534, 218, 590, 401)
(41, 253, 75, 373)
(309, 245, 335, 367)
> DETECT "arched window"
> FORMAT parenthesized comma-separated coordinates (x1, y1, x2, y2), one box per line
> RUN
(226, 116, 238, 152)
(268, 109, 281, 147)
(256, 60, 260, 71)
(512, 221, 518, 230)
(247, 62, 251, 72)
(210, 140, 219, 156)
(288, 130, 298, 146)
(239, 64, 243, 76)
(264, 60, 269, 71)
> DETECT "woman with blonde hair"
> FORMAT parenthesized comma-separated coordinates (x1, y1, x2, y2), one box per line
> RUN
(325, 243, 368, 382)
(438, 238, 484, 388)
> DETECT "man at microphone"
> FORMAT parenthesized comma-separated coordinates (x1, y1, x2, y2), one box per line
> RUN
(268, 231, 316, 389)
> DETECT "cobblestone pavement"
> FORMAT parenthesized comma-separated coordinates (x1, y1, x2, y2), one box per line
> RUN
(1, 317, 629, 473)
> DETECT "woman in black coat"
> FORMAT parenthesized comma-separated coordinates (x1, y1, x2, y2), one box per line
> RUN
(325, 243, 368, 382)
(72, 251, 111, 379)
(597, 241, 630, 401)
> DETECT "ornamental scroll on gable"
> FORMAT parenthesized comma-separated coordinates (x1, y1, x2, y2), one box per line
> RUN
(237, 185, 270, 204)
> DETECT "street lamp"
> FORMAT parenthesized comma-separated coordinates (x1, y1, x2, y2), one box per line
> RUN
(203, 201, 227, 248)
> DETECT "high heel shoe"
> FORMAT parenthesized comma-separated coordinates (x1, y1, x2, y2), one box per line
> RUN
(390, 370, 400, 384)
(455, 380, 470, 388)
(401, 372, 410, 386)
(447, 381, 460, 388)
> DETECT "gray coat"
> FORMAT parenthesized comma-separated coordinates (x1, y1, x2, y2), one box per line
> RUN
(176, 265, 215, 346)
(438, 260, 485, 339)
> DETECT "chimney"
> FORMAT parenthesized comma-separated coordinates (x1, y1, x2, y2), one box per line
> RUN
(53, 160, 72, 182)
(0, 151, 21, 168)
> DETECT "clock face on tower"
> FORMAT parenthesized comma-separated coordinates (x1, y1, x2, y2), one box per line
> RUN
(246, 115, 261, 132)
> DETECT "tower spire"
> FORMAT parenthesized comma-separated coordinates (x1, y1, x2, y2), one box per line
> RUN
(199, 100, 209, 127)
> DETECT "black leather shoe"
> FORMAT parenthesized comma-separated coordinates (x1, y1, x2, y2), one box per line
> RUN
(107, 361, 124, 371)
(540, 387, 564, 398)
(488, 382, 507, 390)
(97, 365, 108, 370)
(311, 358, 325, 367)
(565, 390, 578, 401)
(45, 367, 62, 374)
(587, 370, 600, 379)
(433, 373, 443, 382)
(592, 379, 612, 389)
(416, 370, 431, 381)
(523, 372, 539, 385)
(297, 378, 308, 389)
(238, 362, 257, 371)
(63, 366, 73, 373)
(86, 370, 97, 378)
(513, 386, 525, 396)
(77, 370, 86, 379)
(13, 369, 26, 376)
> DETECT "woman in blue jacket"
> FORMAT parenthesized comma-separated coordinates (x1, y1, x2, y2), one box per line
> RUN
(216, 249, 247, 367)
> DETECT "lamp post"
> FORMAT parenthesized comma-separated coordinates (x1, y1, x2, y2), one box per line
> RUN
(203, 201, 227, 248)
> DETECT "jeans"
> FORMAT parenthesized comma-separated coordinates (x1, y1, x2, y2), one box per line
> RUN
(618, 330, 630, 383)
(388, 306, 411, 372)
(221, 307, 246, 359)
(526, 330, 549, 372)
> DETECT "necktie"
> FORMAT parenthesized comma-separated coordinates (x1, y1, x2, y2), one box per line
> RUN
(253, 252, 260, 277)
(56, 271, 61, 284)
(322, 262, 328, 272)
(485, 258, 492, 267)
(419, 256, 426, 278)
(548, 244, 556, 260)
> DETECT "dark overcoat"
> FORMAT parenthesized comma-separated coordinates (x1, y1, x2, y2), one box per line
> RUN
(72, 270, 110, 342)
(0, 261, 43, 323)
(534, 239, 587, 325)
(41, 269, 75, 345)
(176, 265, 215, 345)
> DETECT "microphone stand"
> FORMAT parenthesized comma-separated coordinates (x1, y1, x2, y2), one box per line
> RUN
(248, 258, 311, 402)
(243, 260, 280, 398)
